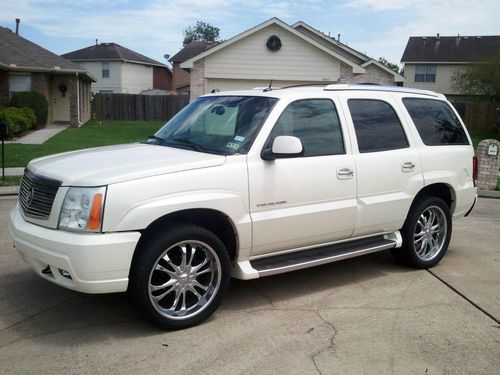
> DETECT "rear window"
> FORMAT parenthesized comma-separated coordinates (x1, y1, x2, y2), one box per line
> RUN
(348, 99, 409, 153)
(402, 98, 469, 145)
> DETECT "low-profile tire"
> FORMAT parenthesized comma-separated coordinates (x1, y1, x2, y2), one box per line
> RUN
(128, 223, 231, 330)
(392, 196, 452, 269)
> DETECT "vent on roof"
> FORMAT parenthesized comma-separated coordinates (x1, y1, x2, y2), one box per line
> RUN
(422, 37, 427, 40)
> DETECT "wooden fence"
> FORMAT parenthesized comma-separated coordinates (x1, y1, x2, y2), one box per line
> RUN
(92, 93, 190, 121)
(448, 95, 500, 131)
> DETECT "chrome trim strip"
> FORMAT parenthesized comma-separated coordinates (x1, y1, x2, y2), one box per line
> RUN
(249, 231, 393, 261)
(255, 241, 396, 278)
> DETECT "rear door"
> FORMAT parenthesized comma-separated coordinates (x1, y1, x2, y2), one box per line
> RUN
(339, 92, 424, 236)
(247, 97, 357, 256)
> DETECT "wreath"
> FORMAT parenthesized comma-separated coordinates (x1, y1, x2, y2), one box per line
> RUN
(58, 84, 68, 97)
(266, 35, 282, 51)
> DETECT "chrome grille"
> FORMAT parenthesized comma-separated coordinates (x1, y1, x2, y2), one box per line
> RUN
(19, 169, 62, 220)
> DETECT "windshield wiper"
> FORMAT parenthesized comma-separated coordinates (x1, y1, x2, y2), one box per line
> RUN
(171, 137, 222, 154)
(145, 135, 168, 146)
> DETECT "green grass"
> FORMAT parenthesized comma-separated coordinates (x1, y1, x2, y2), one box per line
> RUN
(468, 129, 500, 150)
(3, 120, 164, 168)
(0, 176, 22, 186)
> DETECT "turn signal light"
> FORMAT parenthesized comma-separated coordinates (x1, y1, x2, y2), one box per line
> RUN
(472, 156, 478, 187)
(88, 193, 103, 230)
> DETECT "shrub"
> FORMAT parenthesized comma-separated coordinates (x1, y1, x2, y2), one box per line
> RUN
(10, 91, 48, 127)
(0, 107, 37, 135)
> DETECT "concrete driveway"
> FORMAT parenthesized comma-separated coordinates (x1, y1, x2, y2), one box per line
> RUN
(0, 197, 498, 374)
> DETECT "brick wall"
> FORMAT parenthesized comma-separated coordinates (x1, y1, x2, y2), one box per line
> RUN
(68, 76, 78, 126)
(31, 73, 53, 125)
(477, 139, 500, 191)
(153, 66, 172, 91)
(353, 64, 396, 86)
(190, 61, 205, 101)
(0, 70, 9, 106)
(338, 62, 353, 83)
(79, 80, 92, 124)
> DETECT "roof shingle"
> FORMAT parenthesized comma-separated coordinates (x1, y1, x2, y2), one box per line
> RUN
(169, 41, 219, 63)
(0, 26, 85, 72)
(62, 43, 167, 67)
(401, 35, 500, 63)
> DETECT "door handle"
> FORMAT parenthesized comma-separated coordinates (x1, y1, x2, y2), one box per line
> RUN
(401, 161, 416, 172)
(337, 168, 354, 180)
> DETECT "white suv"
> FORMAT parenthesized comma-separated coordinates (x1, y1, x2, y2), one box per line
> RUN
(9, 85, 477, 329)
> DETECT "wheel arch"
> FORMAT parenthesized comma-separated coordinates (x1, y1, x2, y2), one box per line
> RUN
(132, 208, 239, 266)
(409, 183, 456, 217)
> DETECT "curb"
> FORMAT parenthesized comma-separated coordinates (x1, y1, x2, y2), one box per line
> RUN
(478, 190, 500, 199)
(0, 186, 19, 197)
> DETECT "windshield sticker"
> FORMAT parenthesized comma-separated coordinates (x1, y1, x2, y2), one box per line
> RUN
(234, 136, 245, 142)
(226, 142, 240, 150)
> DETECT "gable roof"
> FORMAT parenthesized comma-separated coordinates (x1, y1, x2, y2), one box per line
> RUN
(180, 18, 365, 74)
(361, 59, 405, 82)
(291, 21, 370, 62)
(169, 41, 219, 63)
(62, 42, 167, 68)
(0, 26, 94, 80)
(401, 35, 500, 63)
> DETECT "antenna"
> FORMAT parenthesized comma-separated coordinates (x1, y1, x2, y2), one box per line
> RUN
(263, 80, 273, 92)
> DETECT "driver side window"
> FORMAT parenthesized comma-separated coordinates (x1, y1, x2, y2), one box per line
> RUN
(267, 99, 345, 157)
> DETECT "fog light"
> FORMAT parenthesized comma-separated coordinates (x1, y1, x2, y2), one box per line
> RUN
(59, 269, 72, 279)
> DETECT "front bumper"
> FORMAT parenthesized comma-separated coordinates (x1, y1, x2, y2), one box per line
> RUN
(9, 203, 141, 294)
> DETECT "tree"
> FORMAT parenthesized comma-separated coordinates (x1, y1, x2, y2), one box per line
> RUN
(183, 21, 220, 46)
(452, 55, 500, 96)
(377, 57, 401, 74)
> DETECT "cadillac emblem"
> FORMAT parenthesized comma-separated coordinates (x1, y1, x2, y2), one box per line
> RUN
(26, 186, 35, 206)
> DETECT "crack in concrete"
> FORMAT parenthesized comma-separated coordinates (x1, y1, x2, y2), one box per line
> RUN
(310, 310, 338, 375)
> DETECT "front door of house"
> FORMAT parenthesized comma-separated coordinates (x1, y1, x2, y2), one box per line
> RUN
(52, 77, 70, 122)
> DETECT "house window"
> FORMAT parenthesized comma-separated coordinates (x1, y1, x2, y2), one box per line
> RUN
(102, 62, 110, 78)
(415, 64, 436, 82)
(9, 73, 31, 94)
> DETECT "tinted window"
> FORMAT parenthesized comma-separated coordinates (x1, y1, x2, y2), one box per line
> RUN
(348, 99, 409, 153)
(268, 99, 344, 157)
(403, 98, 469, 145)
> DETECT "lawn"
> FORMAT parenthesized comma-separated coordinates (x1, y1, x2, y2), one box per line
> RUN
(0, 176, 21, 186)
(3, 120, 164, 168)
(469, 129, 500, 150)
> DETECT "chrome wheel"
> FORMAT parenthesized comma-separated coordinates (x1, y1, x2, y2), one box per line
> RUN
(413, 205, 447, 261)
(148, 240, 222, 320)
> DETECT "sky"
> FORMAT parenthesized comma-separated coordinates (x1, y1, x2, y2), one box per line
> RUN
(1, 0, 499, 68)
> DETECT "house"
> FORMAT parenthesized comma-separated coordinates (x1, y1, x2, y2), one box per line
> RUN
(175, 18, 404, 100)
(169, 41, 218, 94)
(62, 43, 172, 94)
(0, 26, 95, 126)
(401, 35, 500, 95)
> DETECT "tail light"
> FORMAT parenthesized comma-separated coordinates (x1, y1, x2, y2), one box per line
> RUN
(472, 156, 478, 187)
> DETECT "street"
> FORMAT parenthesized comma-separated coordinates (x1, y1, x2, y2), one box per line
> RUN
(1, 197, 499, 374)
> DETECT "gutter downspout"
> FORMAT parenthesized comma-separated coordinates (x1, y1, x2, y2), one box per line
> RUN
(76, 72, 82, 126)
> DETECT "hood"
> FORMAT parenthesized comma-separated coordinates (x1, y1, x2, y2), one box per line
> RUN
(27, 143, 226, 186)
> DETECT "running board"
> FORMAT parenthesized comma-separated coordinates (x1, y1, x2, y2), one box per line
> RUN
(248, 236, 397, 278)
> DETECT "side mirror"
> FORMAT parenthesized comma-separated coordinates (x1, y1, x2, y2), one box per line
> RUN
(261, 136, 304, 160)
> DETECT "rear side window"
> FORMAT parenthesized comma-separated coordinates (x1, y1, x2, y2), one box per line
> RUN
(268, 99, 345, 157)
(402, 98, 469, 145)
(348, 99, 409, 153)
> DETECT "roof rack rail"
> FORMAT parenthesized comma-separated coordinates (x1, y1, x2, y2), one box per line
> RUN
(323, 84, 445, 99)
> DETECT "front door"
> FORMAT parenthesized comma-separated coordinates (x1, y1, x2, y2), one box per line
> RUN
(248, 98, 357, 256)
(52, 77, 70, 122)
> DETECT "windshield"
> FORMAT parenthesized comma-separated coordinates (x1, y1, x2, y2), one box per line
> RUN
(148, 96, 278, 155)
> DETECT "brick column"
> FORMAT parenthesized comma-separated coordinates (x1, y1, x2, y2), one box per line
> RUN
(189, 61, 205, 101)
(477, 139, 500, 190)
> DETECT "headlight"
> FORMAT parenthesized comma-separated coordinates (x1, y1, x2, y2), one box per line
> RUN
(59, 186, 106, 232)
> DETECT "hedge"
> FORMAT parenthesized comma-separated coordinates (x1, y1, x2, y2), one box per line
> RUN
(0, 106, 37, 135)
(10, 91, 48, 127)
